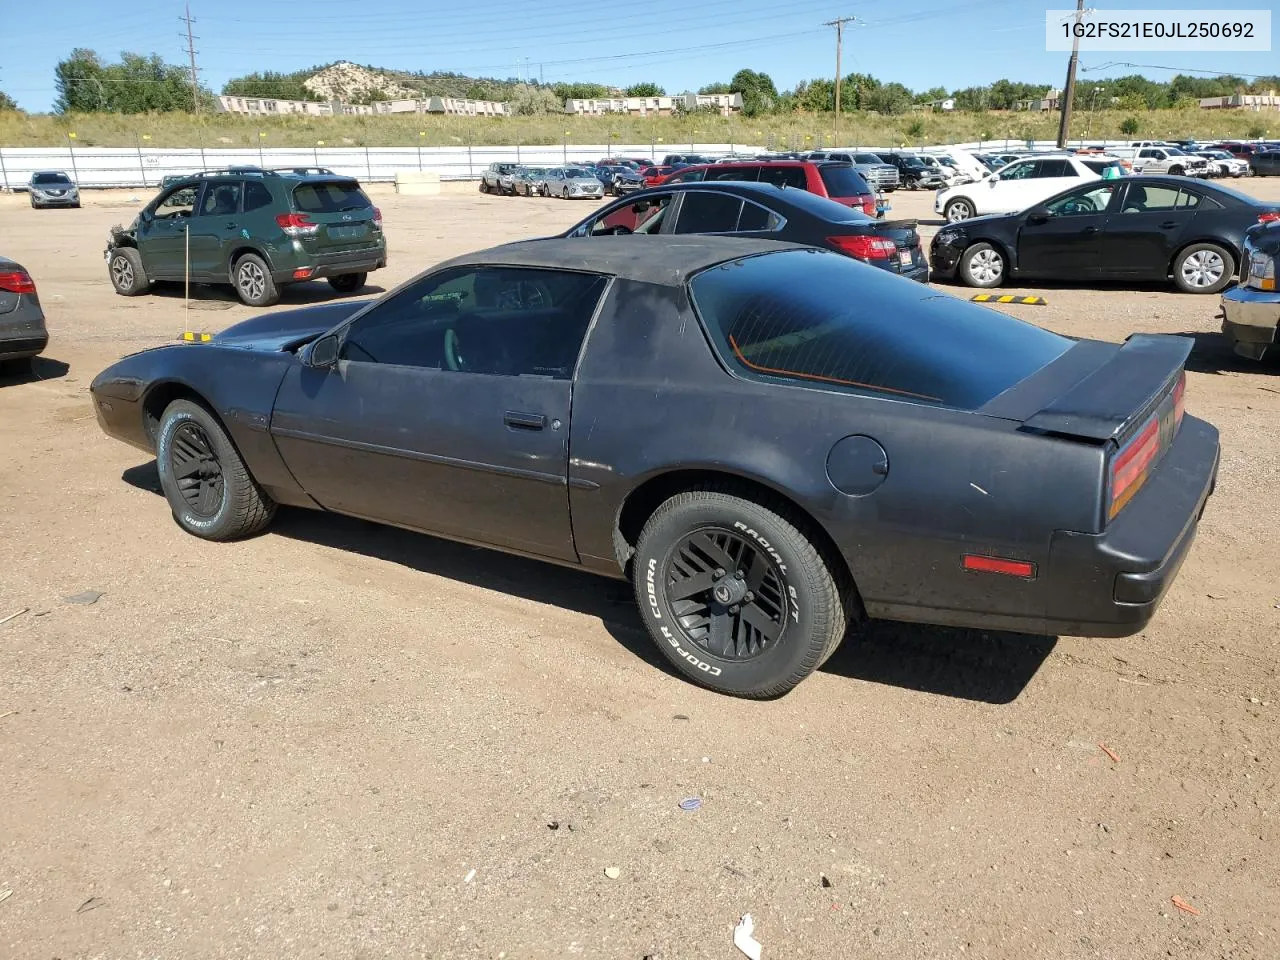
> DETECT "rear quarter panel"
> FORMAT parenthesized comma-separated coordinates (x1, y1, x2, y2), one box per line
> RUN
(567, 277, 1105, 624)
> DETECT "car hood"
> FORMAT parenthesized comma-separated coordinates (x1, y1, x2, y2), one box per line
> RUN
(214, 300, 373, 352)
(33, 181, 76, 191)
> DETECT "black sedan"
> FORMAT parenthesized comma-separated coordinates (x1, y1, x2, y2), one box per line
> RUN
(562, 182, 928, 282)
(91, 237, 1218, 698)
(931, 176, 1280, 294)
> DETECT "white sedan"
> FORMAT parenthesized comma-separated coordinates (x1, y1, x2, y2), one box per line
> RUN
(934, 154, 1125, 222)
(1195, 150, 1249, 178)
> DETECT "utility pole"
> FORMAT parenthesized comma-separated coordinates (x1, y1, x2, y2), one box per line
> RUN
(1055, 0, 1085, 149)
(824, 16, 856, 145)
(181, 2, 201, 114)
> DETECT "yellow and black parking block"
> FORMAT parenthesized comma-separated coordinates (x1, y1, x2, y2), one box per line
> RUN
(180, 331, 212, 342)
(970, 294, 1048, 306)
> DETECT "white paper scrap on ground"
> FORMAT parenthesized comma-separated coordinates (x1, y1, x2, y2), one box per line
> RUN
(733, 913, 762, 960)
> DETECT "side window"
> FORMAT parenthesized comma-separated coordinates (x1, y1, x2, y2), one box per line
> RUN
(759, 166, 807, 189)
(588, 194, 673, 235)
(671, 169, 706, 183)
(706, 166, 759, 182)
(1044, 183, 1116, 216)
(199, 181, 242, 217)
(342, 267, 609, 378)
(243, 181, 273, 212)
(737, 200, 783, 232)
(1138, 149, 1156, 159)
(1192, 192, 1223, 210)
(1120, 184, 1181, 213)
(153, 185, 198, 219)
(673, 192, 744, 234)
(999, 161, 1036, 181)
(1032, 160, 1068, 177)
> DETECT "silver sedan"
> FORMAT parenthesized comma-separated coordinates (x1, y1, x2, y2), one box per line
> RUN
(543, 167, 605, 199)
(27, 170, 81, 209)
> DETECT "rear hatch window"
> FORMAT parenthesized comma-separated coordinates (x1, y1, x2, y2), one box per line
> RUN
(291, 180, 377, 250)
(818, 165, 872, 198)
(689, 249, 1070, 409)
(293, 180, 372, 214)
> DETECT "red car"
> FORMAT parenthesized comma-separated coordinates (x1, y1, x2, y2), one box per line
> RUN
(658, 160, 879, 217)
(1209, 142, 1260, 161)
(639, 165, 679, 187)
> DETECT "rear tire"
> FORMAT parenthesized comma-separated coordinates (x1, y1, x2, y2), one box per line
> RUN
(632, 489, 852, 698)
(1168, 165, 1184, 177)
(1173, 242, 1233, 294)
(155, 399, 277, 541)
(108, 247, 151, 297)
(479, 179, 489, 193)
(232, 253, 279, 307)
(327, 272, 367, 294)
(959, 241, 1005, 288)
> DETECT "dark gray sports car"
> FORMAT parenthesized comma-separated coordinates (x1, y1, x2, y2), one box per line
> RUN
(90, 237, 1220, 697)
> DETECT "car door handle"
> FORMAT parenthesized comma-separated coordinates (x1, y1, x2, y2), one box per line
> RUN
(1081, 225, 1099, 235)
(225, 221, 238, 229)
(1160, 220, 1179, 229)
(504, 411, 546, 431)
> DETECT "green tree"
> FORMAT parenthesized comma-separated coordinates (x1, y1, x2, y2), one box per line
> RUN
(551, 82, 610, 101)
(1246, 122, 1266, 138)
(905, 118, 925, 138)
(698, 82, 731, 95)
(55, 48, 206, 113)
(625, 82, 664, 97)
(730, 68, 779, 116)
(223, 71, 318, 101)
(0, 89, 17, 111)
(1119, 116, 1140, 136)
(864, 81, 912, 115)
(509, 83, 561, 115)
(914, 85, 948, 104)
(465, 83, 489, 100)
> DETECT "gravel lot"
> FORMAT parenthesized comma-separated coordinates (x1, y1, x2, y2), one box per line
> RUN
(2, 179, 1278, 960)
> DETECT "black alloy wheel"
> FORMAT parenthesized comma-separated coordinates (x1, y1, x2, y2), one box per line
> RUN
(168, 420, 225, 519)
(663, 526, 788, 661)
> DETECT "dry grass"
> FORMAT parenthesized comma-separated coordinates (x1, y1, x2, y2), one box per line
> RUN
(0, 107, 1270, 149)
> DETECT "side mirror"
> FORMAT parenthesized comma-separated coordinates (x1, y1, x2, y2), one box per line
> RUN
(308, 334, 339, 368)
(140, 208, 154, 223)
(1027, 208, 1050, 224)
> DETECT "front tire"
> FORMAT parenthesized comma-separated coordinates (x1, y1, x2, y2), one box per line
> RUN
(959, 241, 1005, 288)
(1168, 165, 1184, 177)
(945, 198, 974, 222)
(155, 399, 276, 541)
(1173, 242, 1233, 294)
(108, 247, 151, 296)
(233, 253, 279, 307)
(327, 272, 367, 294)
(632, 490, 851, 698)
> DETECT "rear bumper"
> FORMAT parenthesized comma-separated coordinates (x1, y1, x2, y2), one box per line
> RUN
(867, 416, 1219, 639)
(1041, 414, 1219, 637)
(1220, 284, 1279, 360)
(274, 250, 386, 283)
(0, 299, 49, 360)
(0, 335, 49, 360)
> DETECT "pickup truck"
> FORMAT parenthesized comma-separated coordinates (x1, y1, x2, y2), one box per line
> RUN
(480, 162, 519, 195)
(1221, 222, 1280, 361)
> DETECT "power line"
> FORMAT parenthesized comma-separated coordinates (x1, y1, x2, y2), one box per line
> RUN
(181, 2, 201, 114)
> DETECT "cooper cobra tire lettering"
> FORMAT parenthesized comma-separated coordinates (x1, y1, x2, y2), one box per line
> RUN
(159, 413, 221, 531)
(646, 558, 662, 619)
(658, 624, 722, 677)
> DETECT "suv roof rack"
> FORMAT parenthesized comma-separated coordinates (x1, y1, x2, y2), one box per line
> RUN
(167, 166, 344, 181)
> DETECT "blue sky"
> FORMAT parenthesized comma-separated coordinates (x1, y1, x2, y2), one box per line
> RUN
(1, 0, 1275, 111)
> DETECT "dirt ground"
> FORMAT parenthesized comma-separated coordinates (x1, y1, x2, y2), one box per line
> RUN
(2, 178, 1278, 960)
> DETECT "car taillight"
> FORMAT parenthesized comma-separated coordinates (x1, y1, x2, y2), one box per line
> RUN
(275, 212, 317, 238)
(859, 195, 877, 216)
(1109, 415, 1161, 520)
(0, 270, 36, 295)
(828, 235, 897, 259)
(1258, 211, 1280, 224)
(1172, 371, 1186, 427)
(373, 206, 383, 230)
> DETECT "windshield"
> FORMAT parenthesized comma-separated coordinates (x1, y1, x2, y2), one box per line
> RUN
(566, 169, 594, 178)
(689, 249, 1070, 410)
(853, 153, 885, 164)
(33, 172, 71, 185)
(292, 181, 371, 213)
(818, 164, 872, 197)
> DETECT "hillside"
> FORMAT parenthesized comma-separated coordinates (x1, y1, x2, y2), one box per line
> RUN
(223, 61, 558, 105)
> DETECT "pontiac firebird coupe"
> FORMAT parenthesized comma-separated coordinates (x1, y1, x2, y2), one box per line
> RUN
(91, 236, 1220, 698)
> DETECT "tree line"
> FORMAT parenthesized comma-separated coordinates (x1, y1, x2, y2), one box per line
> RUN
(22, 49, 1280, 117)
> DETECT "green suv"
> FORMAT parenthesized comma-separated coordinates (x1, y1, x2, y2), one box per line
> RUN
(105, 167, 387, 307)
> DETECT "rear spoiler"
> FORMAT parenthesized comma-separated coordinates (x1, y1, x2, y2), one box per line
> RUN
(981, 334, 1193, 442)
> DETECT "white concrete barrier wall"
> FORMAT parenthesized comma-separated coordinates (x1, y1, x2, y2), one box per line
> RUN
(0, 143, 763, 190)
(0, 139, 1138, 191)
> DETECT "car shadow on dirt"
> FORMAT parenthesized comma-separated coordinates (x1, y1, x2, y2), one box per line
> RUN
(144, 282, 387, 307)
(1166, 329, 1280, 375)
(121, 460, 1056, 703)
(0, 356, 70, 385)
